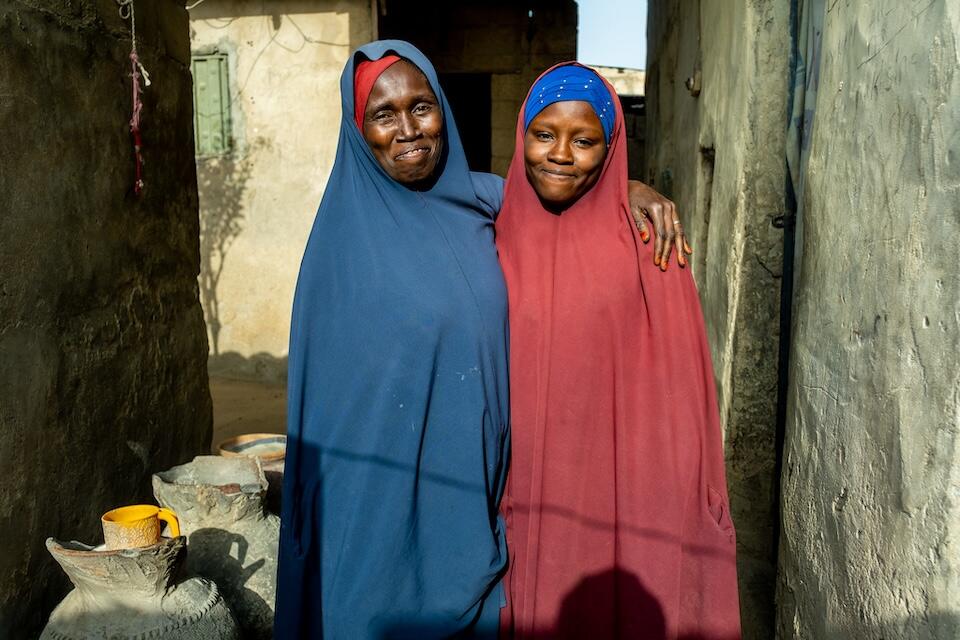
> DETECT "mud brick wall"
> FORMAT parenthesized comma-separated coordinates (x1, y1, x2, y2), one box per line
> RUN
(0, 1, 211, 636)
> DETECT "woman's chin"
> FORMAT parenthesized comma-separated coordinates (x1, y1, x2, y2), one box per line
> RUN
(533, 188, 578, 212)
(390, 157, 440, 186)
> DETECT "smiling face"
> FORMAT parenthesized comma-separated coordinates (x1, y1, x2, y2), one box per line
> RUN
(523, 100, 608, 210)
(362, 60, 444, 186)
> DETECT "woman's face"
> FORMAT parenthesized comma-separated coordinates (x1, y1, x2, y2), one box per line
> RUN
(523, 100, 608, 210)
(362, 60, 444, 185)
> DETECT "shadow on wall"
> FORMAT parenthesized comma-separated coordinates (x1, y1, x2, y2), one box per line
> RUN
(209, 351, 288, 384)
(197, 138, 271, 357)
(198, 152, 249, 356)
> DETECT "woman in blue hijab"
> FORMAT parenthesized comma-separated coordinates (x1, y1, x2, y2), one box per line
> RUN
(276, 40, 687, 639)
(275, 40, 510, 639)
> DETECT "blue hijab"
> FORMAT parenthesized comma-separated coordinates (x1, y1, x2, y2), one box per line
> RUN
(275, 41, 510, 639)
(523, 65, 616, 143)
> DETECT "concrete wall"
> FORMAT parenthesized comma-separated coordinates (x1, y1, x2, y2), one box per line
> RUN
(645, 2, 792, 638)
(594, 65, 646, 180)
(594, 65, 646, 96)
(190, 0, 373, 374)
(777, 2, 960, 638)
(0, 1, 211, 637)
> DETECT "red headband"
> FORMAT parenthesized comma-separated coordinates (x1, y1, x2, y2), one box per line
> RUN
(354, 55, 402, 130)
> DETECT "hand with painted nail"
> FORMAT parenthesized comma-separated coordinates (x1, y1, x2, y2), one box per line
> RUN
(627, 180, 693, 270)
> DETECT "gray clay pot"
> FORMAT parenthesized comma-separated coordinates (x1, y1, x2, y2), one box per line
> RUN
(41, 536, 239, 639)
(153, 455, 279, 640)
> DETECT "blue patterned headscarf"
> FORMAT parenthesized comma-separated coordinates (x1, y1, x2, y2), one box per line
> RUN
(523, 64, 616, 143)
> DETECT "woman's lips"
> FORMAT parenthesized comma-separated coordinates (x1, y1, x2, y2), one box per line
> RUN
(395, 147, 430, 161)
(540, 168, 576, 180)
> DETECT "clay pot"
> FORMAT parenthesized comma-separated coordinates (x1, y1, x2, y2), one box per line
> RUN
(153, 456, 279, 640)
(41, 536, 239, 639)
(217, 433, 285, 464)
(217, 433, 286, 515)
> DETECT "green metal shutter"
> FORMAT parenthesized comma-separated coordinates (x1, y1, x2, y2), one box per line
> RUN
(192, 54, 232, 156)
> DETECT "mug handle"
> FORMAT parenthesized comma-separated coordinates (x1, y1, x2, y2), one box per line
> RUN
(157, 507, 180, 538)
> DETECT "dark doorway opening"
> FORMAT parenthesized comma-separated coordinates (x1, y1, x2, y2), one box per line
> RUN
(618, 94, 646, 180)
(438, 73, 492, 173)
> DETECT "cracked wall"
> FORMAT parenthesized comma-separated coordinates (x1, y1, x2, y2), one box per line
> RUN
(777, 2, 960, 638)
(190, 1, 374, 377)
(649, 1, 960, 638)
(0, 1, 211, 637)
(645, 2, 791, 638)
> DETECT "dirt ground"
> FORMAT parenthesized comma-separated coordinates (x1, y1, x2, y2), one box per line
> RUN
(209, 376, 286, 451)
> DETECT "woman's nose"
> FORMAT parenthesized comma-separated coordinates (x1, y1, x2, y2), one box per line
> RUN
(547, 142, 573, 165)
(396, 112, 418, 140)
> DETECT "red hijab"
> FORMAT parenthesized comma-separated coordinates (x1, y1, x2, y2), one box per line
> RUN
(353, 54, 401, 129)
(496, 63, 741, 639)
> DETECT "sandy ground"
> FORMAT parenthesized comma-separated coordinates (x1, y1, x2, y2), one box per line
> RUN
(209, 377, 286, 450)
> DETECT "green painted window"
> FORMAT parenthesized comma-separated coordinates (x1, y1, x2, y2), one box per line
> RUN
(192, 53, 232, 156)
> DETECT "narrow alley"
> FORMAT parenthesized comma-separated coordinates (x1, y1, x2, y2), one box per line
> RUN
(0, 1, 957, 639)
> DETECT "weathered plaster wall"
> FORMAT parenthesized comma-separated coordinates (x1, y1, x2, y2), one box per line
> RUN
(190, 0, 373, 371)
(645, 2, 791, 637)
(778, 2, 960, 638)
(0, 1, 211, 637)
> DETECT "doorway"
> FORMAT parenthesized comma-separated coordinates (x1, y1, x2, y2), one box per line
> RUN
(438, 73, 492, 173)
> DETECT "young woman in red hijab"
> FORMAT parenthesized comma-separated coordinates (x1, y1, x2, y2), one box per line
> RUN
(495, 63, 741, 639)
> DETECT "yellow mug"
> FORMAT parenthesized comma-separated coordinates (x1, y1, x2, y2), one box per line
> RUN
(101, 505, 180, 550)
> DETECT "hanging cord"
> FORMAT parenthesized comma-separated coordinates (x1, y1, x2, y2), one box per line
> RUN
(117, 0, 151, 195)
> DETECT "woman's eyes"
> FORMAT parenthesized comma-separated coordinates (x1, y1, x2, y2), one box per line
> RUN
(534, 132, 595, 147)
(374, 104, 433, 122)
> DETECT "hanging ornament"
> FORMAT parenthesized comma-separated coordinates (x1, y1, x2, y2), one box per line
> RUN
(117, 0, 151, 195)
